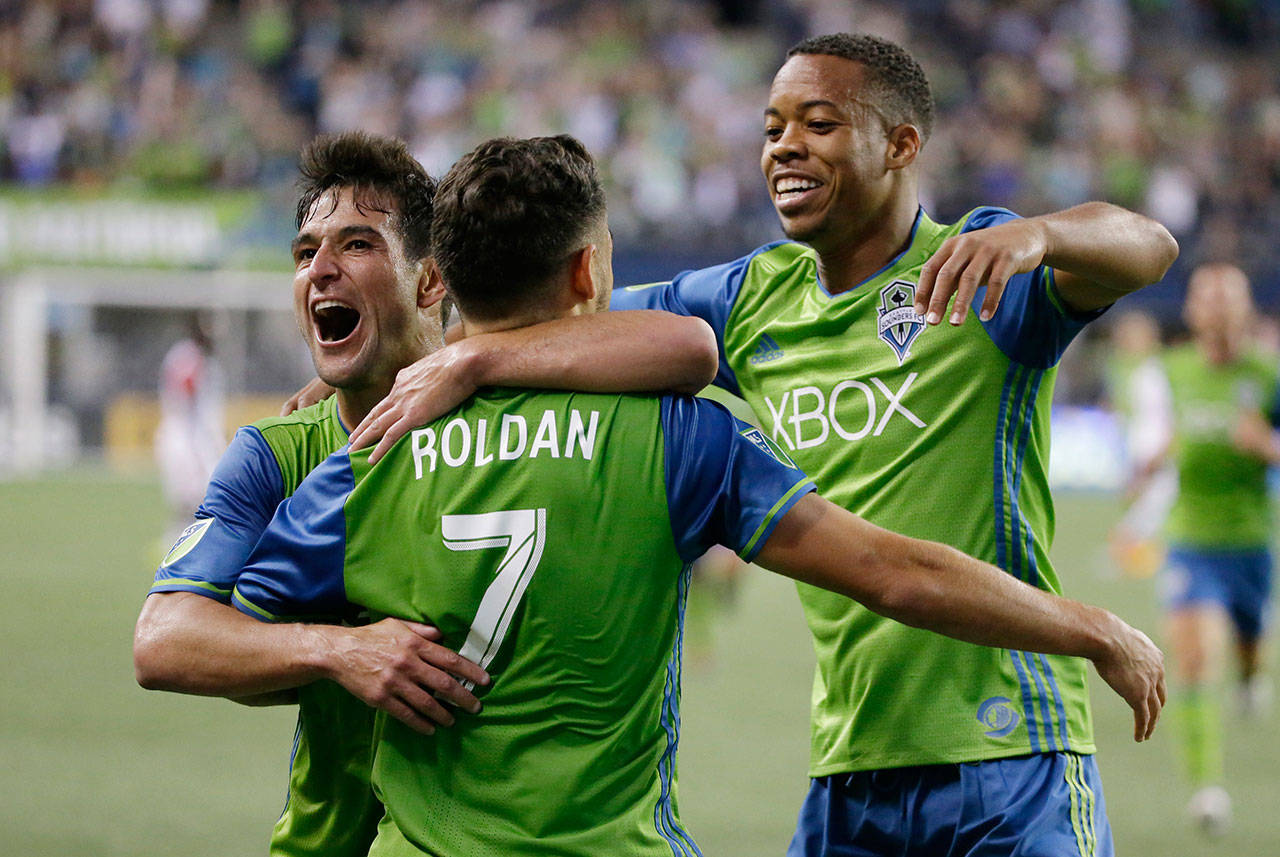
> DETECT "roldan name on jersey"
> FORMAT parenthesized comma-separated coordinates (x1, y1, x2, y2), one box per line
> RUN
(764, 374, 926, 450)
(411, 409, 600, 476)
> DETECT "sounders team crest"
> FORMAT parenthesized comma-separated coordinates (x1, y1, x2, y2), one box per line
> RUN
(876, 280, 925, 365)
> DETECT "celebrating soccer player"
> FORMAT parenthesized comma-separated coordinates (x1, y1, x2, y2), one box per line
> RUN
(240, 134, 1163, 856)
(134, 131, 719, 855)
(345, 33, 1179, 857)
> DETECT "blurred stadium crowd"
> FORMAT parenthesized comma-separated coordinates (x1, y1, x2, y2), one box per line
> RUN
(3, 0, 1280, 299)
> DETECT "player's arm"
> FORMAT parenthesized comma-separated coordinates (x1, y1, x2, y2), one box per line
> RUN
(915, 202, 1179, 325)
(346, 310, 717, 462)
(134, 591, 487, 721)
(755, 493, 1166, 742)
(134, 429, 486, 723)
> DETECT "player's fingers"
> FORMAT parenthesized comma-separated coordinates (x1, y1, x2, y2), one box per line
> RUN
(1156, 673, 1167, 706)
(400, 682, 459, 727)
(280, 393, 301, 417)
(947, 250, 995, 326)
(925, 251, 970, 325)
(915, 246, 953, 318)
(368, 414, 414, 465)
(419, 643, 490, 692)
(411, 666, 481, 716)
(383, 696, 438, 735)
(401, 621, 443, 641)
(350, 401, 393, 450)
(980, 255, 1017, 322)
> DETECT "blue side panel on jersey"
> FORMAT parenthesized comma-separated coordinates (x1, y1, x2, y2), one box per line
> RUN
(659, 395, 815, 564)
(233, 448, 356, 622)
(611, 242, 788, 397)
(151, 425, 285, 599)
(963, 206, 1105, 369)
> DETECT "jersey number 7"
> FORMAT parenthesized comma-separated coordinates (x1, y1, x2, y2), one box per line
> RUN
(442, 508, 548, 691)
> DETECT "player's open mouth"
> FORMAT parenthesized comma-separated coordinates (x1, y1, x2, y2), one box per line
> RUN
(312, 299, 361, 345)
(773, 175, 824, 213)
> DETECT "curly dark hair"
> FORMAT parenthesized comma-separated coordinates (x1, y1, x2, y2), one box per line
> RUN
(786, 33, 935, 143)
(432, 135, 606, 322)
(294, 131, 436, 263)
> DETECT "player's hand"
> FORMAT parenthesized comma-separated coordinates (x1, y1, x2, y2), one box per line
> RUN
(1090, 616, 1166, 742)
(348, 343, 479, 464)
(915, 219, 1049, 326)
(320, 618, 490, 736)
(1231, 409, 1278, 462)
(281, 377, 336, 415)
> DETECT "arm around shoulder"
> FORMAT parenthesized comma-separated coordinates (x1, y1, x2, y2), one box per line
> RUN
(754, 493, 1166, 740)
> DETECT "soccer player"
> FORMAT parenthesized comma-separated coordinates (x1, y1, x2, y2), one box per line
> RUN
(234, 134, 1163, 856)
(1148, 263, 1278, 833)
(133, 131, 719, 856)
(330, 33, 1179, 856)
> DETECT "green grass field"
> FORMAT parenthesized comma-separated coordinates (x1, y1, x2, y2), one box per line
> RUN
(2, 471, 1276, 855)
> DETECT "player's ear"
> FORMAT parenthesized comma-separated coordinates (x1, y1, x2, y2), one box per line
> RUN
(418, 258, 446, 309)
(885, 124, 921, 171)
(568, 244, 598, 306)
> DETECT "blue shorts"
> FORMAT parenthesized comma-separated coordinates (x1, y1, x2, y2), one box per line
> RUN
(786, 752, 1112, 857)
(1161, 546, 1273, 641)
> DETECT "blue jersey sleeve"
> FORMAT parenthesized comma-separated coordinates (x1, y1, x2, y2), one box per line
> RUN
(150, 426, 285, 602)
(231, 450, 356, 623)
(611, 243, 788, 396)
(660, 395, 816, 563)
(964, 207, 1107, 369)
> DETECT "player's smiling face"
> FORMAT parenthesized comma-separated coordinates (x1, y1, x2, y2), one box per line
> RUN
(291, 187, 428, 392)
(762, 54, 895, 246)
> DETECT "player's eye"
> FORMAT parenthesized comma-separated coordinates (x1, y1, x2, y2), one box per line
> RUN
(764, 126, 783, 140)
(295, 248, 316, 263)
(808, 120, 837, 133)
(346, 239, 371, 251)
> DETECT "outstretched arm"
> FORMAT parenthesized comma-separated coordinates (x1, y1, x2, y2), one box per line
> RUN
(755, 493, 1166, 742)
(135, 592, 489, 734)
(916, 202, 1179, 325)
(349, 310, 717, 462)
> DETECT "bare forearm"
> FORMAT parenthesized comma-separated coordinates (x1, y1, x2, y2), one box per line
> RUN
(1035, 202, 1179, 310)
(463, 310, 717, 394)
(133, 592, 330, 698)
(759, 495, 1114, 659)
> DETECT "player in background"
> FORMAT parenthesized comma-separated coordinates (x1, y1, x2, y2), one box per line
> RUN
(133, 131, 719, 856)
(154, 312, 227, 545)
(346, 34, 1179, 856)
(234, 134, 1162, 857)
(1104, 311, 1174, 579)
(1136, 263, 1279, 834)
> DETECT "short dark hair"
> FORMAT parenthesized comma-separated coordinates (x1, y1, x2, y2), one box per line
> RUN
(432, 135, 606, 322)
(295, 131, 435, 262)
(786, 33, 934, 142)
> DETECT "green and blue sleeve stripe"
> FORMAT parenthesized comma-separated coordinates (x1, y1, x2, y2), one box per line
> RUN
(963, 206, 1106, 369)
(660, 395, 816, 564)
(232, 449, 357, 623)
(611, 242, 788, 397)
(150, 426, 285, 601)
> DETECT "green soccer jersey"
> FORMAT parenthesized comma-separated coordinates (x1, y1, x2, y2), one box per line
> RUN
(1163, 344, 1280, 548)
(234, 389, 814, 855)
(151, 396, 382, 856)
(615, 207, 1102, 774)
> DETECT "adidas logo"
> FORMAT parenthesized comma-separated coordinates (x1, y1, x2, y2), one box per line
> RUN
(749, 334, 785, 365)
